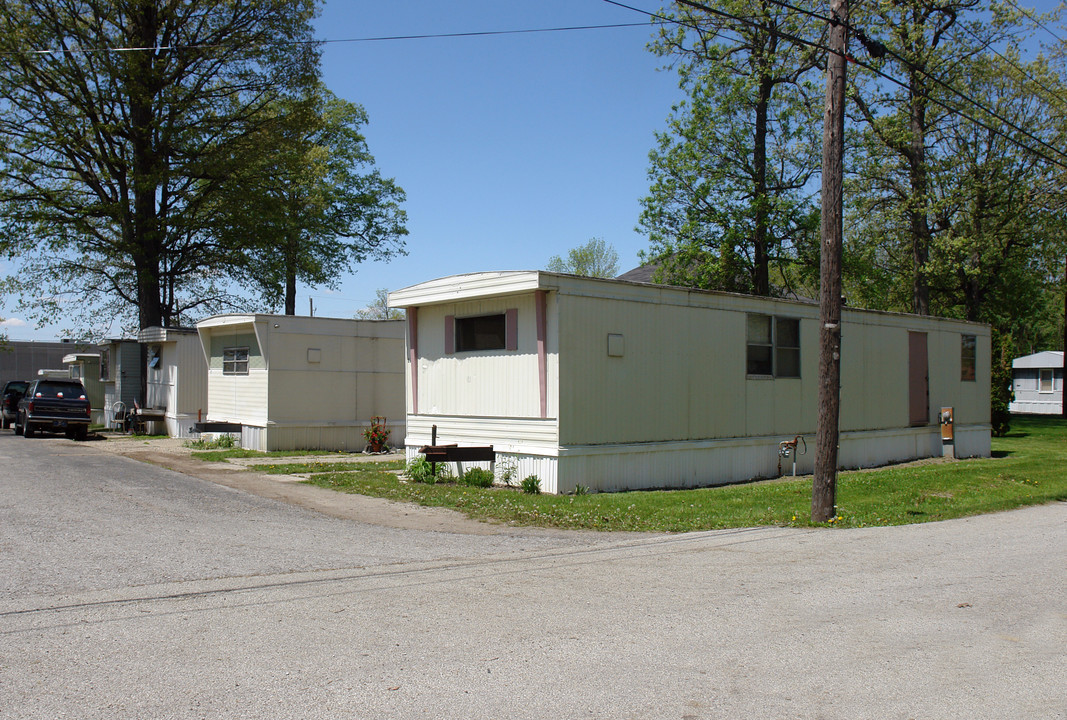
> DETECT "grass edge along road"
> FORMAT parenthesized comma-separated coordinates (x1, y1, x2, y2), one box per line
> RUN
(196, 415, 1067, 532)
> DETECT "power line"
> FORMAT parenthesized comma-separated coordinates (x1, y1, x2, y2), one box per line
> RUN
(17, 22, 654, 56)
(1000, 0, 1066, 45)
(605, 0, 1067, 170)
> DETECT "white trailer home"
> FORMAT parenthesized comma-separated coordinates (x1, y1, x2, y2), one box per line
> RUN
(137, 326, 208, 438)
(96, 338, 142, 428)
(1009, 351, 1063, 415)
(388, 271, 992, 494)
(195, 314, 405, 452)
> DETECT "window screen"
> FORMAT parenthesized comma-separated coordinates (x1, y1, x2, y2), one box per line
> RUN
(1039, 368, 1053, 392)
(961, 335, 976, 382)
(746, 314, 773, 375)
(775, 318, 801, 378)
(747, 314, 800, 378)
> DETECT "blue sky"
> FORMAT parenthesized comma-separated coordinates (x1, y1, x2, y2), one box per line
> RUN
(1, 0, 1062, 338)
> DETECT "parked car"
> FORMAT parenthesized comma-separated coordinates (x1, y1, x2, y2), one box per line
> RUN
(1, 380, 29, 429)
(15, 378, 92, 440)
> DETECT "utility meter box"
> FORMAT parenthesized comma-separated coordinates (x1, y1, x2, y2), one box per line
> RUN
(940, 407, 954, 458)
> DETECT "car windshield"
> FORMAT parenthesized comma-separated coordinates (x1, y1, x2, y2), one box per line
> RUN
(33, 381, 86, 399)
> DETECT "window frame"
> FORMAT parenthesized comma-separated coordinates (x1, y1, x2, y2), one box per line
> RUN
(222, 346, 250, 376)
(1038, 368, 1054, 393)
(747, 313, 801, 379)
(99, 347, 110, 382)
(960, 334, 977, 382)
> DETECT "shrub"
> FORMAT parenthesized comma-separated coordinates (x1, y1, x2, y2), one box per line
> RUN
(405, 456, 452, 484)
(461, 467, 494, 488)
(184, 434, 238, 450)
(572, 484, 589, 496)
(521, 475, 541, 494)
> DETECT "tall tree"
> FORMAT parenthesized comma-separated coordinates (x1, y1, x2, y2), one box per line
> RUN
(217, 87, 407, 315)
(0, 0, 319, 333)
(639, 0, 824, 296)
(546, 237, 620, 278)
(846, 0, 1027, 316)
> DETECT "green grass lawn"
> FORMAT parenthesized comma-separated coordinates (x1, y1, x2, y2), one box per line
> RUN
(246, 416, 1067, 531)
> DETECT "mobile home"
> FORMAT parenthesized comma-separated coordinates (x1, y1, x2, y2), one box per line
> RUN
(195, 313, 405, 452)
(1009, 351, 1063, 415)
(138, 326, 208, 437)
(389, 271, 991, 494)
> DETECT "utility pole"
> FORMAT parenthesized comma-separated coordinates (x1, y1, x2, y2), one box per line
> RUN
(813, 0, 849, 522)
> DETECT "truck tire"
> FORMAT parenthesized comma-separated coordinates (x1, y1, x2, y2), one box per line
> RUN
(24, 422, 35, 438)
(14, 416, 23, 436)
(75, 425, 88, 441)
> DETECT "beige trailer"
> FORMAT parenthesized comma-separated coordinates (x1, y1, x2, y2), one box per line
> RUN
(195, 314, 405, 452)
(389, 271, 991, 494)
(137, 326, 208, 438)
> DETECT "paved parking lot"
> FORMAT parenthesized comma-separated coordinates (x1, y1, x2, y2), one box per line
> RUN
(1, 431, 1064, 718)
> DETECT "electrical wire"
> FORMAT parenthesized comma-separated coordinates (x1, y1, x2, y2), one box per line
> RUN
(19, 22, 654, 56)
(604, 0, 1067, 169)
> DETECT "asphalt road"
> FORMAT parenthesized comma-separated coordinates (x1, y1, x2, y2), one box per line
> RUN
(0, 431, 1064, 719)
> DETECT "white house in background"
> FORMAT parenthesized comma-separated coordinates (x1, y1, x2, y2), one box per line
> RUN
(388, 271, 992, 495)
(1009, 351, 1063, 415)
(63, 352, 105, 425)
(137, 326, 208, 438)
(195, 313, 406, 452)
(96, 338, 142, 428)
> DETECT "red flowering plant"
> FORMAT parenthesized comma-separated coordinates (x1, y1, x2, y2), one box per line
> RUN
(363, 416, 391, 453)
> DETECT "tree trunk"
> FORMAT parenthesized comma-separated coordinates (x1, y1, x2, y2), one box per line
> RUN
(128, 2, 163, 330)
(752, 72, 773, 296)
(908, 69, 931, 316)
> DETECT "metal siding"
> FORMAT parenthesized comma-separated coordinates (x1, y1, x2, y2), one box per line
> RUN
(405, 414, 559, 455)
(413, 295, 550, 418)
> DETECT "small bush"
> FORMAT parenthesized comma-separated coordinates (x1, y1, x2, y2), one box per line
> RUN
(362, 416, 391, 452)
(461, 467, 494, 488)
(405, 456, 453, 484)
(521, 475, 541, 494)
(184, 434, 238, 450)
(572, 484, 589, 496)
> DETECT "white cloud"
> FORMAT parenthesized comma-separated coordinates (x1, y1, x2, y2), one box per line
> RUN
(0, 317, 29, 328)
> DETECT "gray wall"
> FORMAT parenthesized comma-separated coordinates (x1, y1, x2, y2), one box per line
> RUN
(0, 340, 88, 388)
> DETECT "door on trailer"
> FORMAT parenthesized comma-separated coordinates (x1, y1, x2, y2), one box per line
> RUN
(908, 332, 929, 426)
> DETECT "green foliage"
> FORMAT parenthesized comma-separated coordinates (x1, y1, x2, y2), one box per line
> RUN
(0, 0, 321, 331)
(639, 0, 824, 296)
(303, 417, 1067, 532)
(220, 87, 407, 314)
(572, 484, 590, 496)
(546, 237, 620, 278)
(184, 434, 239, 450)
(356, 288, 404, 320)
(405, 456, 452, 484)
(990, 329, 1014, 437)
(460, 467, 495, 488)
(521, 475, 541, 494)
(495, 456, 518, 487)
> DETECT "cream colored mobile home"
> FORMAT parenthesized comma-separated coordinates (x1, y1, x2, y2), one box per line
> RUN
(138, 326, 208, 438)
(389, 271, 992, 494)
(195, 314, 405, 452)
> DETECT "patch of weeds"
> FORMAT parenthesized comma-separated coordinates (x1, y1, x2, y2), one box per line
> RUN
(461, 467, 494, 488)
(572, 484, 590, 496)
(521, 475, 541, 494)
(495, 456, 518, 487)
(184, 434, 238, 450)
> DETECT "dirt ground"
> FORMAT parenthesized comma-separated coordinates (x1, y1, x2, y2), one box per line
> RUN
(87, 433, 579, 537)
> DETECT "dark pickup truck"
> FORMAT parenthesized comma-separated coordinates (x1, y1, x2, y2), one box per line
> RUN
(16, 379, 92, 440)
